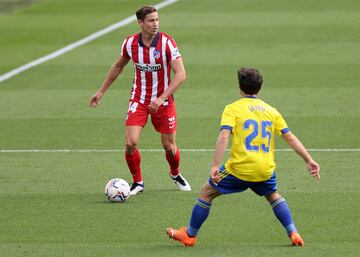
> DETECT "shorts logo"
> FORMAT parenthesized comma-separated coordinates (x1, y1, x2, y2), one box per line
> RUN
(153, 50, 161, 59)
(168, 116, 175, 129)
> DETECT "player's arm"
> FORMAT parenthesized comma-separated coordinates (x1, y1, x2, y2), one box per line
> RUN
(210, 129, 231, 183)
(281, 131, 321, 180)
(89, 55, 130, 108)
(148, 57, 186, 112)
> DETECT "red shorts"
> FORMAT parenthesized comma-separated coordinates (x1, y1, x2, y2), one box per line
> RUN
(125, 101, 177, 134)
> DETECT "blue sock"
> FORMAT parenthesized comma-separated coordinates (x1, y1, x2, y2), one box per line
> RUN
(271, 197, 298, 236)
(186, 198, 211, 237)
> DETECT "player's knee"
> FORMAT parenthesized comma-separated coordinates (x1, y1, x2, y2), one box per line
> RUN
(265, 191, 282, 203)
(199, 183, 219, 203)
(125, 143, 137, 154)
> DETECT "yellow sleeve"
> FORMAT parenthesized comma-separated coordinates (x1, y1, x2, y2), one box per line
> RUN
(220, 105, 236, 131)
(274, 113, 289, 135)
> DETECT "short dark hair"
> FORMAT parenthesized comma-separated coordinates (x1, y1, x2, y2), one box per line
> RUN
(238, 67, 263, 95)
(136, 6, 157, 20)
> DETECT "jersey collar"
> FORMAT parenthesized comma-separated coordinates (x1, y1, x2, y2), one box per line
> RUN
(138, 32, 160, 48)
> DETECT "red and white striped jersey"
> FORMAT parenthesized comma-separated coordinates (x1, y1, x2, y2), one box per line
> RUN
(121, 32, 181, 106)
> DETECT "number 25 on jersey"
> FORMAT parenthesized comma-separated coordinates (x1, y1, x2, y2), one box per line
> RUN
(243, 119, 272, 152)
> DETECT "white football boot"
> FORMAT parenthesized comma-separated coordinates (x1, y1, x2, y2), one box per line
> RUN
(129, 182, 144, 195)
(171, 174, 191, 191)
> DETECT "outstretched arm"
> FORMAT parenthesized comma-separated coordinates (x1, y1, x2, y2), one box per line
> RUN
(210, 129, 231, 184)
(282, 131, 321, 180)
(148, 57, 186, 112)
(89, 55, 130, 108)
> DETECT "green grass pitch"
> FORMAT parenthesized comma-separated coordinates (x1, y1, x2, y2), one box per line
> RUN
(1, 0, 360, 256)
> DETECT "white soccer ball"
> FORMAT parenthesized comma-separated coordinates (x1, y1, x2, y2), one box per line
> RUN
(104, 178, 130, 203)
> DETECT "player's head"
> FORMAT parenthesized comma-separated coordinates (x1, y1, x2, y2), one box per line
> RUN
(136, 6, 159, 36)
(238, 67, 263, 95)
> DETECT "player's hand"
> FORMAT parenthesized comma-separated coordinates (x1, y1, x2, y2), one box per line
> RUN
(148, 97, 164, 113)
(307, 160, 320, 181)
(89, 91, 104, 108)
(210, 166, 220, 184)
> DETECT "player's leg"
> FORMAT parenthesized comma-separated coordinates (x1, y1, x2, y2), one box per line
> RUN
(186, 182, 221, 236)
(151, 102, 191, 191)
(125, 101, 150, 195)
(125, 125, 144, 195)
(250, 172, 304, 246)
(167, 182, 221, 246)
(167, 166, 245, 246)
(161, 132, 180, 176)
(161, 133, 191, 191)
(265, 192, 304, 246)
(265, 191, 298, 235)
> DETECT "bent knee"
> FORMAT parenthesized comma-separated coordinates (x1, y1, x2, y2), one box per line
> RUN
(265, 192, 282, 203)
(199, 183, 221, 202)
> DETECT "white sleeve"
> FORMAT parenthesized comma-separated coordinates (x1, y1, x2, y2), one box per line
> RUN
(167, 40, 181, 61)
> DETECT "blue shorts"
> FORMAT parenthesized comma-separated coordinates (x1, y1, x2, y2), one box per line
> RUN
(208, 165, 277, 196)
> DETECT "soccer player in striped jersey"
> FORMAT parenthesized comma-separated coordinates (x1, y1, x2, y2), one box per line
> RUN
(89, 6, 191, 195)
(167, 67, 320, 247)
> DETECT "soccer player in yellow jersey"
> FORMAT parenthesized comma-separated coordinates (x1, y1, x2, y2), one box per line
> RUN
(167, 67, 320, 247)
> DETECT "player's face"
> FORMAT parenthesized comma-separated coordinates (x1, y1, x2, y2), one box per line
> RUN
(139, 12, 159, 36)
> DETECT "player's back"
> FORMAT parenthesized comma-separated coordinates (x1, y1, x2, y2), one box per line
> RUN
(221, 96, 289, 182)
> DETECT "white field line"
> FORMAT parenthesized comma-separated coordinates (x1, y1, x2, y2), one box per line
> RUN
(0, 0, 178, 83)
(0, 149, 360, 153)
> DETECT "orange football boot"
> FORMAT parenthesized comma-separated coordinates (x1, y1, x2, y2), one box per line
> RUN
(166, 227, 197, 247)
(290, 231, 304, 246)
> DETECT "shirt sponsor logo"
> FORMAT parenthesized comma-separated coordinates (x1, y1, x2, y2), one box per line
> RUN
(135, 63, 162, 72)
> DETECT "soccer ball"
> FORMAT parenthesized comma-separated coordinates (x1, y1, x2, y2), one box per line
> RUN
(104, 178, 130, 203)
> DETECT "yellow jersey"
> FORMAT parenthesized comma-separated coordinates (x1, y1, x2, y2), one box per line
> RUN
(221, 96, 289, 182)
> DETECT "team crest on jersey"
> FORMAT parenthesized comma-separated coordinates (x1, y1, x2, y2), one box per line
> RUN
(153, 49, 161, 59)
